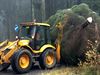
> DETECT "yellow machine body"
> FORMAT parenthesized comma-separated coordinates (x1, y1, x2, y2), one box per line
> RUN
(0, 39, 57, 64)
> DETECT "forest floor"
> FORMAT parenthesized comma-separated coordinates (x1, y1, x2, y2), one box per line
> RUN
(0, 64, 99, 75)
(0, 55, 100, 75)
(42, 65, 100, 75)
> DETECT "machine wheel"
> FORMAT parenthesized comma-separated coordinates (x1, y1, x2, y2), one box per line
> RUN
(39, 49, 57, 69)
(0, 63, 10, 71)
(11, 50, 32, 73)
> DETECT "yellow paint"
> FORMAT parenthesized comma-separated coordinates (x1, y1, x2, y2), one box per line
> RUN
(31, 44, 56, 53)
(0, 60, 3, 64)
(34, 23, 50, 27)
(0, 51, 2, 55)
(0, 40, 29, 64)
(2, 40, 19, 63)
(0, 42, 19, 64)
(0, 41, 17, 52)
(21, 22, 50, 27)
(18, 40, 30, 46)
(46, 53, 54, 65)
(56, 42, 61, 62)
(55, 22, 63, 62)
(0, 40, 57, 65)
(0, 40, 8, 47)
(19, 53, 29, 69)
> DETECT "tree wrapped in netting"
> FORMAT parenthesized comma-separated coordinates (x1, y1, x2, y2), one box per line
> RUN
(47, 3, 100, 65)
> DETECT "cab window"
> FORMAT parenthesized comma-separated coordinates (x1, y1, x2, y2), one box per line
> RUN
(34, 26, 45, 49)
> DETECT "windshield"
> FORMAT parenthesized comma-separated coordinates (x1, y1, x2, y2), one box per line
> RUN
(19, 26, 36, 38)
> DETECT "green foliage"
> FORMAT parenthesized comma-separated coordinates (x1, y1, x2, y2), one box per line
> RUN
(83, 0, 100, 14)
(72, 3, 92, 17)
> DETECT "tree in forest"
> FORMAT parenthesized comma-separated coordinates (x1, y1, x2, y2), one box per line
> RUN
(82, 0, 100, 14)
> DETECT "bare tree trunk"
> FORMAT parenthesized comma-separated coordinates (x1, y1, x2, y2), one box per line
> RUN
(41, 0, 46, 22)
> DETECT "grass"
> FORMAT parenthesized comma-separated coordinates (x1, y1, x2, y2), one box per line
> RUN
(41, 65, 99, 75)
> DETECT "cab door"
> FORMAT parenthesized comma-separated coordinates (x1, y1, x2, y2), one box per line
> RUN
(34, 26, 46, 50)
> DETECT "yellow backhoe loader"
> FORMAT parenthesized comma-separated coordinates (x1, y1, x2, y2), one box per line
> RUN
(0, 22, 61, 73)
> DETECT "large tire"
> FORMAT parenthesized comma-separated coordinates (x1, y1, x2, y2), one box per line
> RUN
(11, 50, 32, 73)
(0, 63, 10, 71)
(39, 49, 57, 69)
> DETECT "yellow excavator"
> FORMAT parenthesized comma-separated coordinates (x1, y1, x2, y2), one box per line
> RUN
(0, 22, 61, 73)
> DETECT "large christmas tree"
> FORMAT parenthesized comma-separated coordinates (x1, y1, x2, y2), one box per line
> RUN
(47, 3, 100, 65)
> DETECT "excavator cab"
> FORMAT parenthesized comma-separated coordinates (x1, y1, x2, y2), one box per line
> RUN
(19, 22, 52, 50)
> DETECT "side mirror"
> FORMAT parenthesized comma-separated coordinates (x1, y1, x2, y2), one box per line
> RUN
(87, 17, 93, 23)
(14, 24, 19, 39)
